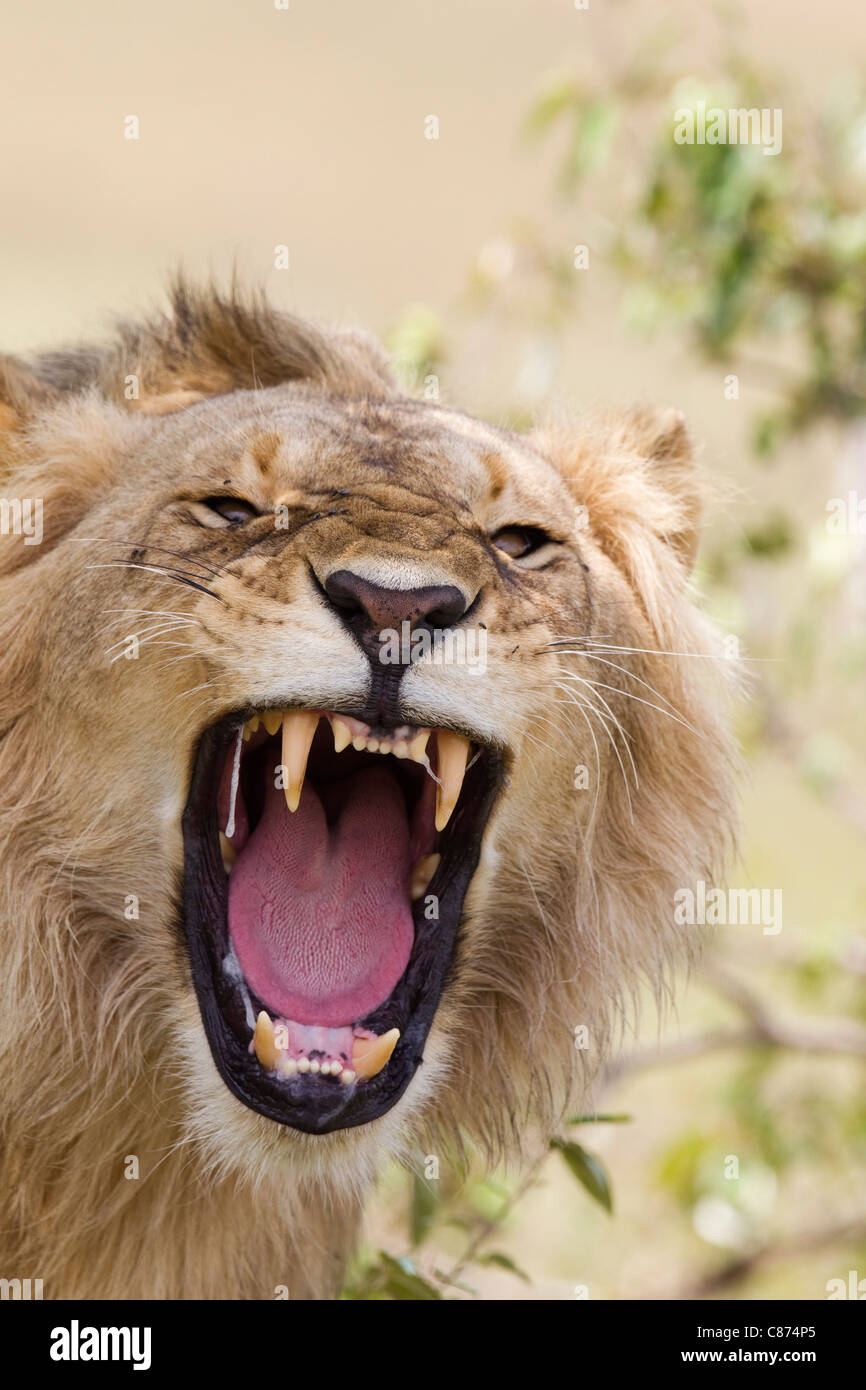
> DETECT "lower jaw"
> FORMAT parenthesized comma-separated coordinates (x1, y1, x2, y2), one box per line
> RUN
(181, 710, 502, 1135)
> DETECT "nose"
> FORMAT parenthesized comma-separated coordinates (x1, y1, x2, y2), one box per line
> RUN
(324, 569, 469, 644)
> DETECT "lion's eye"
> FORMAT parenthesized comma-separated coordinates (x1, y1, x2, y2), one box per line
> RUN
(201, 496, 261, 526)
(491, 525, 553, 560)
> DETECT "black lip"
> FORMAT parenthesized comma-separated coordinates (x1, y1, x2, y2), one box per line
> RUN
(180, 708, 503, 1135)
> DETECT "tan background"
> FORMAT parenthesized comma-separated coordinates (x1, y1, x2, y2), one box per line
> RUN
(4, 0, 865, 1300)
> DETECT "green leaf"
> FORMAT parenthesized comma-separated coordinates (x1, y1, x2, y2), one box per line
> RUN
(376, 1252, 443, 1301)
(431, 1267, 480, 1297)
(740, 512, 794, 559)
(551, 1138, 614, 1213)
(409, 1170, 440, 1248)
(559, 99, 619, 192)
(523, 75, 580, 138)
(477, 1250, 531, 1282)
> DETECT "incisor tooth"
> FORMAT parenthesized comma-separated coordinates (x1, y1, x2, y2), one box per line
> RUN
(435, 731, 470, 832)
(332, 717, 352, 753)
(282, 710, 320, 812)
(262, 710, 282, 737)
(253, 1011, 280, 1071)
(352, 1028, 400, 1080)
(410, 853, 441, 901)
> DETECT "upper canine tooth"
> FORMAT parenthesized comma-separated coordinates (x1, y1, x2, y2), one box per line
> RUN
(332, 717, 353, 753)
(410, 853, 441, 901)
(262, 710, 282, 737)
(351, 1028, 400, 1080)
(408, 729, 430, 763)
(253, 1011, 280, 1071)
(282, 710, 320, 812)
(435, 731, 470, 832)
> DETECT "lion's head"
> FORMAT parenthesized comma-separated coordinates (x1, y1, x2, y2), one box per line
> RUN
(0, 283, 737, 1296)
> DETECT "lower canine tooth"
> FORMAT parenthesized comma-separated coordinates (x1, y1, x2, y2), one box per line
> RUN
(435, 731, 470, 832)
(253, 1011, 280, 1071)
(219, 832, 236, 874)
(352, 1027, 400, 1080)
(282, 710, 320, 812)
(410, 853, 441, 901)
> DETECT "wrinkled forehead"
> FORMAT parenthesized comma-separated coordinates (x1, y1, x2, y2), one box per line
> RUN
(161, 388, 567, 517)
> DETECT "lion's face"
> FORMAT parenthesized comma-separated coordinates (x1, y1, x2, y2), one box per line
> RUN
(0, 288, 736, 1188)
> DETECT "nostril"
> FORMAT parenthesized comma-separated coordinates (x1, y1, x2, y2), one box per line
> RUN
(323, 570, 470, 637)
(425, 596, 468, 628)
(322, 573, 366, 616)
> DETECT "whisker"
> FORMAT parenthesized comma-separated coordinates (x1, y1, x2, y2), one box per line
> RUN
(69, 536, 224, 578)
(554, 666, 639, 788)
(555, 668, 703, 739)
(552, 683, 634, 820)
(84, 562, 222, 601)
(540, 637, 728, 661)
(106, 623, 196, 662)
(552, 691, 601, 829)
(565, 649, 689, 722)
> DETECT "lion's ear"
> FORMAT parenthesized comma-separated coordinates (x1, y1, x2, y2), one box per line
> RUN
(0, 387, 129, 575)
(532, 405, 702, 579)
(621, 405, 701, 571)
(0, 357, 59, 440)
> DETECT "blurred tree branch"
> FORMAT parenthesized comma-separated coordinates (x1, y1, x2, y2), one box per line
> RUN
(604, 959, 866, 1090)
(679, 1211, 866, 1298)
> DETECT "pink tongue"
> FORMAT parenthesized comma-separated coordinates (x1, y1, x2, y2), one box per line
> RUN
(228, 764, 414, 1026)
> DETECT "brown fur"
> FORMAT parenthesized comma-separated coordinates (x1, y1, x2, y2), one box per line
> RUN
(0, 282, 738, 1298)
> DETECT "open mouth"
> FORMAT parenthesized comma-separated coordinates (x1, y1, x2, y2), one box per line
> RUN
(181, 706, 502, 1134)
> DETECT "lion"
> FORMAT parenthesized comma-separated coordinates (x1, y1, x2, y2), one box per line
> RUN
(0, 282, 737, 1299)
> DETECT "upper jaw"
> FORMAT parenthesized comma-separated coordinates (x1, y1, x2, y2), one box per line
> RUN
(180, 698, 506, 1135)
